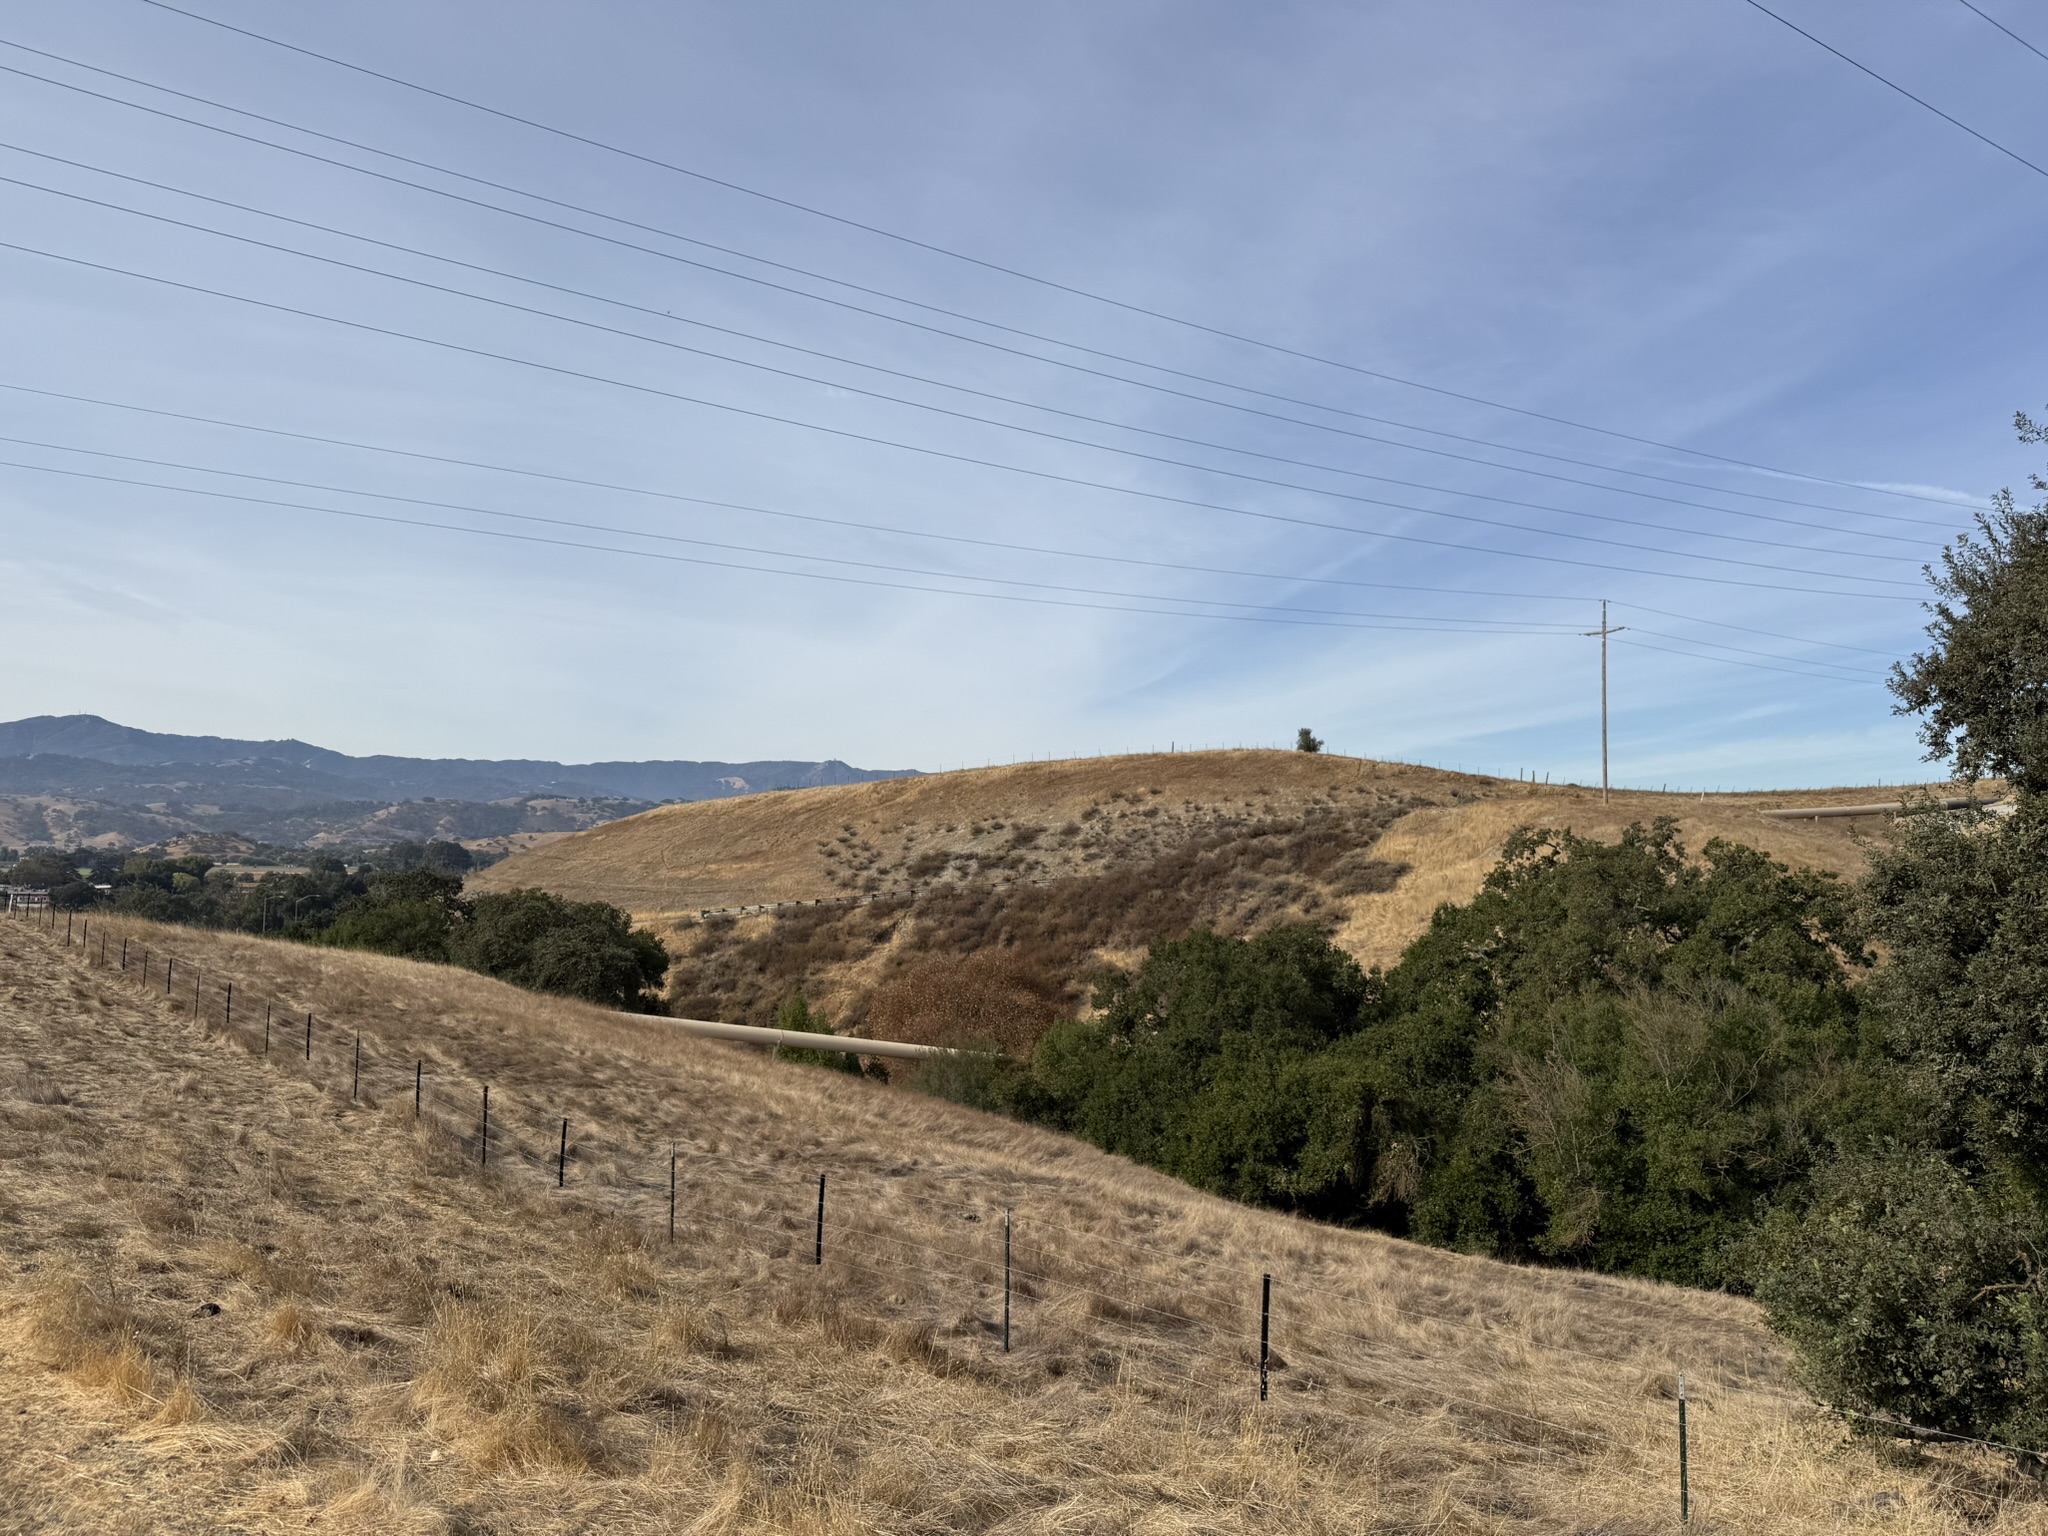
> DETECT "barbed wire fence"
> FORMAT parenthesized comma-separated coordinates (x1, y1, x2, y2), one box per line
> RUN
(11, 899, 2046, 1526)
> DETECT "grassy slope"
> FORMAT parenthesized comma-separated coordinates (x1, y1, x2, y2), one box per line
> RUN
(471, 749, 1923, 1029)
(1, 913, 2035, 1533)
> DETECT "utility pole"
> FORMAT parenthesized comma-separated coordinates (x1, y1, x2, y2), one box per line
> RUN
(1583, 600, 1626, 803)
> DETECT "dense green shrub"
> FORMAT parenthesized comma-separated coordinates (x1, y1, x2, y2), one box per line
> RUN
(927, 820, 1873, 1288)
(1030, 926, 1377, 1209)
(322, 869, 468, 963)
(1371, 823, 1872, 1282)
(771, 994, 859, 1071)
(1752, 1148, 2048, 1450)
(451, 888, 670, 1011)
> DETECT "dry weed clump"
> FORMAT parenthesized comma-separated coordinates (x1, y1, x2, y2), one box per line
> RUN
(262, 1301, 326, 1358)
(312, 1468, 447, 1536)
(650, 1303, 739, 1360)
(18, 1262, 176, 1407)
(412, 1301, 598, 1473)
(866, 950, 1064, 1052)
(2, 1068, 68, 1104)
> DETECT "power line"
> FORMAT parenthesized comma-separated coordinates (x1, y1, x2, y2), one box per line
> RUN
(1953, 0, 2048, 65)
(0, 235, 1928, 602)
(1607, 599, 1896, 659)
(0, 36, 1980, 517)
(0, 441, 1592, 632)
(0, 165, 1930, 576)
(2, 429, 1881, 678)
(0, 49, 1971, 534)
(0, 454, 1607, 639)
(1625, 627, 1879, 679)
(0, 379, 1907, 662)
(130, 0, 1998, 504)
(0, 430, 1555, 633)
(0, 447, 1891, 685)
(1736, 0, 2048, 180)
(0, 139, 1944, 558)
(0, 440, 1872, 677)
(1616, 635, 1884, 685)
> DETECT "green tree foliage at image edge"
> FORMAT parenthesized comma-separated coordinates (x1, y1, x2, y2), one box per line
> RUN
(1745, 411, 2048, 1455)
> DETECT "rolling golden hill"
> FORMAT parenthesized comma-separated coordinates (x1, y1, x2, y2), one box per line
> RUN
(3, 911, 2036, 1532)
(470, 749, 1932, 1034)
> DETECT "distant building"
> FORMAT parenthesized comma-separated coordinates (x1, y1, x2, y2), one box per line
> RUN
(1, 886, 50, 911)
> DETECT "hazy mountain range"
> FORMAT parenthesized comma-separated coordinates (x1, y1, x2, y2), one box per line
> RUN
(0, 715, 918, 852)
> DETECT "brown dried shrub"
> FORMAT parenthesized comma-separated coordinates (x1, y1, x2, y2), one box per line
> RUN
(866, 954, 1065, 1055)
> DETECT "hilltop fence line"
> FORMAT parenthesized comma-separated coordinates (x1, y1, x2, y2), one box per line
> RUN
(11, 900, 2042, 1525)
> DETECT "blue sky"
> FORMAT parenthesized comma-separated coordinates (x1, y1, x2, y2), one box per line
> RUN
(1, 0, 2042, 786)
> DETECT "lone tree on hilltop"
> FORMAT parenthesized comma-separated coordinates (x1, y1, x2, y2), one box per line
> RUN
(1296, 727, 1324, 753)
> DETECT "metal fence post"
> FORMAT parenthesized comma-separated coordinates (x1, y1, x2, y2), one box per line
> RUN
(1679, 1372, 1690, 1523)
(1259, 1274, 1272, 1401)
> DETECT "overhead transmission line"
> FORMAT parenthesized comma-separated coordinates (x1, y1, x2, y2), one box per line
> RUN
(1953, 0, 2048, 65)
(0, 232, 1926, 602)
(0, 38, 1978, 521)
(0, 428, 1886, 678)
(128, 0, 1990, 506)
(0, 166, 1931, 577)
(1737, 0, 2048, 180)
(0, 142, 1946, 556)
(3, 436, 1580, 634)
(0, 380, 1905, 663)
(0, 46, 1971, 534)
(1614, 635, 1878, 684)
(0, 451, 1884, 685)
(0, 455, 1593, 639)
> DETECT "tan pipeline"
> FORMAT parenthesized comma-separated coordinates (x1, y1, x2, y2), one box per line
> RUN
(653, 1014, 953, 1060)
(1760, 795, 1999, 821)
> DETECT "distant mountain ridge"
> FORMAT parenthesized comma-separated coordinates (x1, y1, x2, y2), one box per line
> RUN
(0, 715, 919, 812)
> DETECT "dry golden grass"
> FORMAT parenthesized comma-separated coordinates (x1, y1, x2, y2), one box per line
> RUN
(3, 911, 2040, 1532)
(468, 749, 1497, 917)
(475, 746, 1943, 993)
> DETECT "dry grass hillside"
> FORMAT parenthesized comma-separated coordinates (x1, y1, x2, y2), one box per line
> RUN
(471, 750, 1942, 1034)
(3, 910, 2040, 1533)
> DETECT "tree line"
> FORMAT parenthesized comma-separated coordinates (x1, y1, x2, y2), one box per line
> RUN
(1, 839, 667, 1013)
